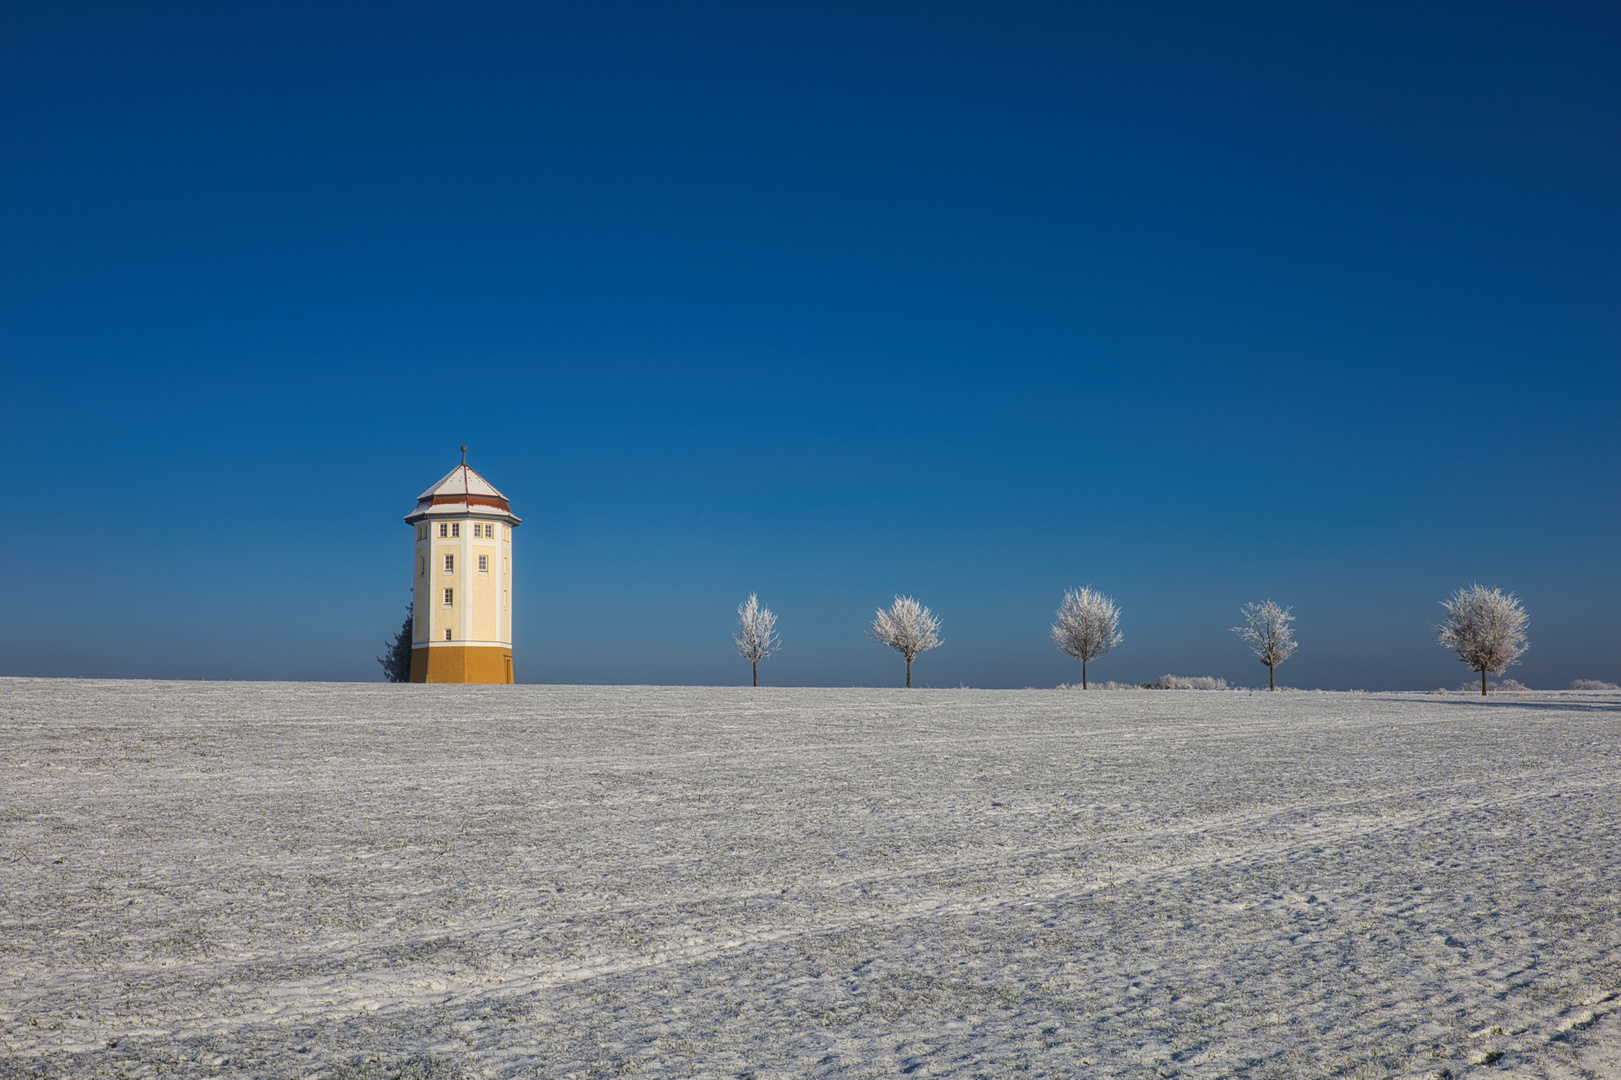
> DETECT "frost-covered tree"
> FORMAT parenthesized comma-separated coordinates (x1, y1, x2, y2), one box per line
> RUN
(1436, 584, 1528, 696)
(733, 593, 779, 687)
(870, 596, 941, 688)
(377, 603, 413, 683)
(1232, 600, 1297, 690)
(1049, 587, 1122, 689)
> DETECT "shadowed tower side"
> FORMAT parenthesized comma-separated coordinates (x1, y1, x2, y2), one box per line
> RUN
(404, 448, 521, 683)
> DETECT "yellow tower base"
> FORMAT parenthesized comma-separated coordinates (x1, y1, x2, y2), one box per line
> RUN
(409, 646, 514, 684)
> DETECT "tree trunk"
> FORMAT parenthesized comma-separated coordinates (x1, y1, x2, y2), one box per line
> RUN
(1082, 658, 1087, 690)
(753, 660, 758, 687)
(1268, 663, 1275, 690)
(1482, 668, 1488, 696)
(906, 655, 912, 688)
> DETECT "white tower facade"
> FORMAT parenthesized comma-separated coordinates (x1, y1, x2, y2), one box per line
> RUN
(403, 453, 521, 683)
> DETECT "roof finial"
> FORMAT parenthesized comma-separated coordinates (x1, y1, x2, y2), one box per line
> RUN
(461, 445, 468, 466)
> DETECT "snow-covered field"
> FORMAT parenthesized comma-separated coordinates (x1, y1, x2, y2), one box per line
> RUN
(3, 679, 1619, 1079)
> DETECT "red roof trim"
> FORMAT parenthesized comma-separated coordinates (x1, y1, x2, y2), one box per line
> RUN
(427, 494, 512, 512)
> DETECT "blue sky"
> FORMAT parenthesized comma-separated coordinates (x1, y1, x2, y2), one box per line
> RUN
(3, 1, 1617, 688)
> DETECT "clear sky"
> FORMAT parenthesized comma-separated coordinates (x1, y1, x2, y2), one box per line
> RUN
(3, 1, 1617, 689)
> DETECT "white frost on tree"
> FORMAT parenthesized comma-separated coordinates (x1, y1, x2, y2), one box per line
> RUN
(1232, 600, 1297, 691)
(1436, 584, 1528, 696)
(1049, 587, 1123, 689)
(733, 593, 779, 687)
(870, 596, 941, 688)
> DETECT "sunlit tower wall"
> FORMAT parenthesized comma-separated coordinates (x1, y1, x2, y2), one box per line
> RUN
(404, 450, 521, 683)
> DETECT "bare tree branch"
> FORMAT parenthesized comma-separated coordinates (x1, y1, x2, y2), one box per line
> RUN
(1050, 587, 1123, 689)
(1436, 584, 1528, 695)
(1232, 600, 1297, 690)
(734, 593, 779, 687)
(870, 596, 942, 688)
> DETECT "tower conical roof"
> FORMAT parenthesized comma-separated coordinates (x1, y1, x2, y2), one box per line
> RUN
(404, 459, 521, 525)
(416, 463, 507, 502)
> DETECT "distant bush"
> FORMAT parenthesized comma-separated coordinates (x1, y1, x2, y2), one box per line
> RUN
(1143, 675, 1229, 690)
(1570, 679, 1620, 690)
(1459, 678, 1529, 693)
(1059, 680, 1139, 690)
(377, 603, 413, 683)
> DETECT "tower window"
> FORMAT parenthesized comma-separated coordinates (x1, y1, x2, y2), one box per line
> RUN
(478, 554, 488, 573)
(444, 554, 454, 573)
(418, 557, 424, 578)
(445, 628, 452, 641)
(443, 588, 453, 607)
(438, 522, 448, 538)
(474, 523, 483, 538)
(451, 523, 460, 538)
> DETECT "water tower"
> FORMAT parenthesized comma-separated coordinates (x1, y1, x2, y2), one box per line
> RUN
(403, 449, 521, 683)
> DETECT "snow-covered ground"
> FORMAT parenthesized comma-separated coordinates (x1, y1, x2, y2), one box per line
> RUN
(2, 679, 1619, 1079)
